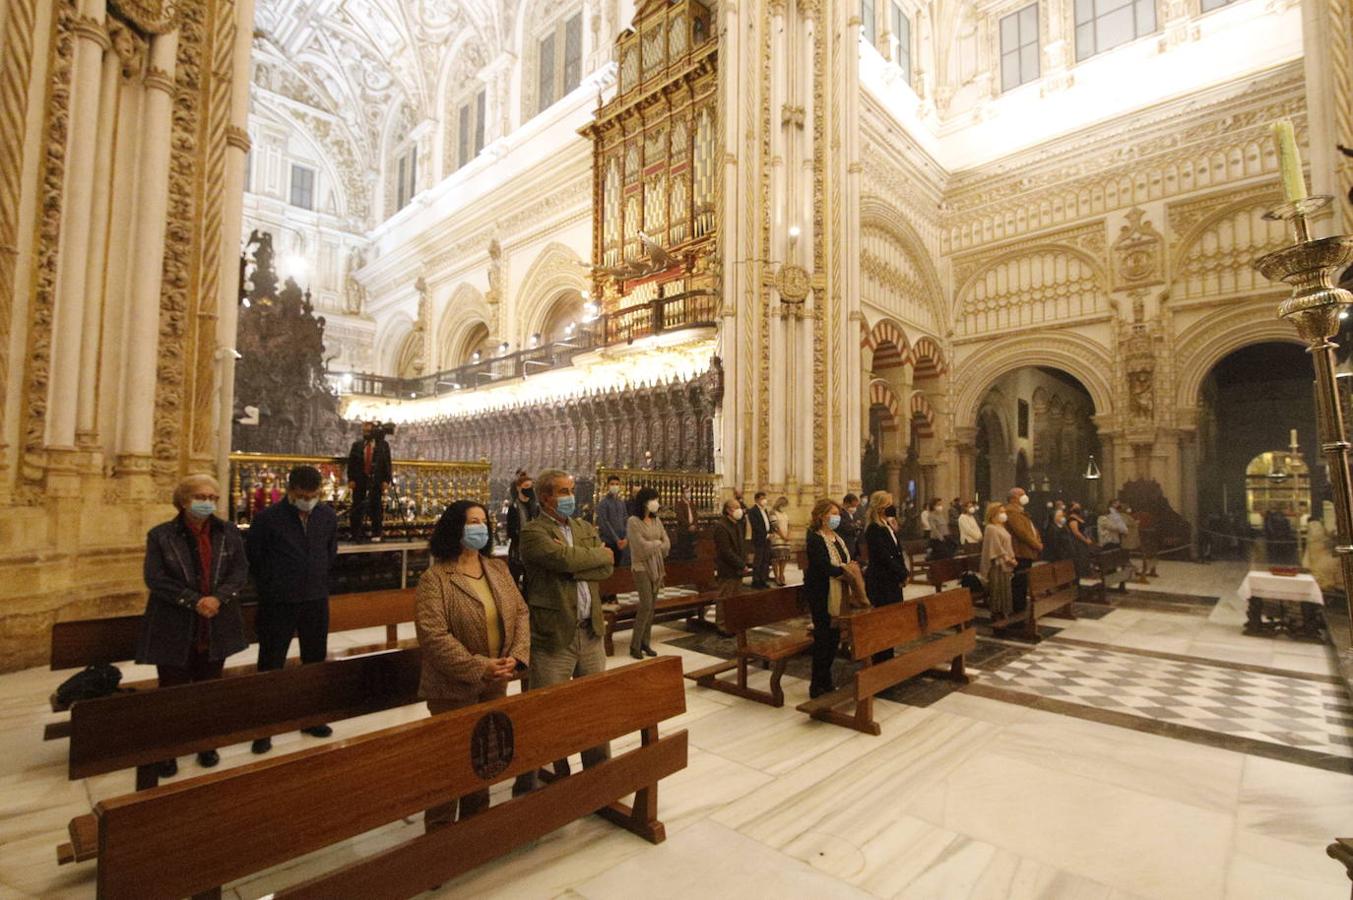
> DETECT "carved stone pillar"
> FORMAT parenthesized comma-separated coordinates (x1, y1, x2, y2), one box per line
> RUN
(885, 457, 903, 508)
(46, 3, 109, 458)
(953, 425, 977, 502)
(116, 29, 179, 496)
(1302, 0, 1353, 231)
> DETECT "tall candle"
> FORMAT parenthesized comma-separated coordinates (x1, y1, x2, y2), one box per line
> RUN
(1270, 119, 1308, 203)
(1291, 427, 1298, 446)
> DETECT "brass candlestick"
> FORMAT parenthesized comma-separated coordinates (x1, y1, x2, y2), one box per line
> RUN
(1254, 195, 1353, 645)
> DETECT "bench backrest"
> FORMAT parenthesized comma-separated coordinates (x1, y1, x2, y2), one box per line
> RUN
(902, 539, 929, 566)
(1052, 558, 1078, 587)
(721, 586, 803, 634)
(69, 648, 423, 780)
(94, 656, 687, 900)
(926, 555, 978, 588)
(1027, 562, 1056, 595)
(598, 555, 717, 596)
(50, 588, 416, 670)
(844, 589, 974, 661)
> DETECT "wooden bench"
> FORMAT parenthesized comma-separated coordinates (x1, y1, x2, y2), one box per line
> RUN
(924, 554, 980, 592)
(90, 656, 688, 900)
(796, 589, 975, 734)
(56, 647, 426, 865)
(1023, 559, 1079, 639)
(1085, 547, 1133, 602)
(684, 586, 810, 707)
(45, 589, 417, 738)
(600, 557, 719, 655)
(903, 539, 930, 579)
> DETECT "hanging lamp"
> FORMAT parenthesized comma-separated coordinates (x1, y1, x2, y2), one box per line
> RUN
(1084, 454, 1101, 481)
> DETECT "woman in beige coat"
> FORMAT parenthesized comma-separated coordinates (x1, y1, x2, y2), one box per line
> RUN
(416, 499, 530, 828)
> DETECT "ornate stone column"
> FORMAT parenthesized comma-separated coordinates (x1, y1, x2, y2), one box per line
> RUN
(215, 0, 256, 490)
(115, 27, 178, 497)
(953, 425, 978, 502)
(1301, 0, 1353, 230)
(46, 1, 108, 460)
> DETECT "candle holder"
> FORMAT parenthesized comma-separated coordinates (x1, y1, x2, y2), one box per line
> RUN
(1254, 193, 1353, 647)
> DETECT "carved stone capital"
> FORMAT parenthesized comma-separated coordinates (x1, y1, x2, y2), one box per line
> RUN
(73, 15, 113, 50)
(143, 67, 175, 94)
(225, 125, 251, 153)
(109, 0, 181, 35)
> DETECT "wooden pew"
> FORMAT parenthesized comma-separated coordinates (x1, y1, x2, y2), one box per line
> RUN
(1023, 559, 1079, 640)
(684, 586, 810, 707)
(903, 539, 930, 580)
(796, 589, 975, 734)
(924, 554, 980, 592)
(600, 557, 719, 655)
(1085, 547, 1133, 602)
(45, 588, 417, 737)
(91, 657, 688, 900)
(57, 647, 425, 865)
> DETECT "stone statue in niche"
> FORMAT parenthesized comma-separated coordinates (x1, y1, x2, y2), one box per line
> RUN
(486, 239, 504, 307)
(343, 248, 367, 315)
(411, 276, 430, 375)
(1123, 323, 1156, 423)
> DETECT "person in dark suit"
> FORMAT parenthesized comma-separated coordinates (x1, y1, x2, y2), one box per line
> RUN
(748, 491, 772, 589)
(711, 499, 749, 631)
(346, 421, 392, 542)
(674, 486, 698, 560)
(505, 471, 538, 589)
(837, 493, 864, 558)
(862, 490, 909, 662)
(245, 465, 339, 754)
(803, 498, 860, 698)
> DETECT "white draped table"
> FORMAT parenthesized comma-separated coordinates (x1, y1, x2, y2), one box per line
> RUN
(1236, 570, 1326, 640)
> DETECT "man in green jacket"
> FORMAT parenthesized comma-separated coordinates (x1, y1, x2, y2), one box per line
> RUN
(519, 468, 615, 770)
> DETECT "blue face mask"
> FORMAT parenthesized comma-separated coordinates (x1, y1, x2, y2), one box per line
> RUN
(828, 514, 842, 531)
(461, 523, 489, 551)
(189, 500, 216, 519)
(555, 495, 576, 518)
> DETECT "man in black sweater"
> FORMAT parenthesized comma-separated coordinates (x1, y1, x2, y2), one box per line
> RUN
(245, 465, 339, 753)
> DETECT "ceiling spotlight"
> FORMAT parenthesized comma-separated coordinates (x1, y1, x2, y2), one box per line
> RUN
(788, 225, 801, 241)
(471, 351, 481, 362)
(530, 333, 541, 347)
(241, 298, 251, 308)
(565, 322, 576, 335)
(498, 341, 509, 354)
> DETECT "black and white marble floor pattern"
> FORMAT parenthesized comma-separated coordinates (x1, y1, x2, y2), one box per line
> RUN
(2, 560, 1351, 899)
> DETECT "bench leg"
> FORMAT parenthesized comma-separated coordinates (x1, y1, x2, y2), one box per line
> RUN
(385, 623, 398, 646)
(948, 654, 969, 685)
(768, 659, 788, 708)
(135, 763, 160, 792)
(603, 615, 615, 657)
(593, 725, 666, 844)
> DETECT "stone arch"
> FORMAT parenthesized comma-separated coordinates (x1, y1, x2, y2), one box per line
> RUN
(952, 242, 1108, 338)
(868, 378, 902, 423)
(435, 283, 492, 370)
(858, 195, 949, 332)
(953, 332, 1114, 427)
(251, 95, 351, 219)
(909, 390, 936, 438)
(1168, 188, 1285, 302)
(516, 242, 589, 343)
(861, 316, 912, 370)
(376, 313, 416, 378)
(1174, 300, 1305, 410)
(910, 336, 946, 379)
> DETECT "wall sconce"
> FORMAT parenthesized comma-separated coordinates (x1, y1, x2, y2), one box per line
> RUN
(471, 351, 481, 363)
(581, 301, 599, 323)
(788, 225, 801, 243)
(498, 341, 509, 354)
(565, 322, 576, 335)
(1084, 454, 1101, 481)
(530, 333, 541, 347)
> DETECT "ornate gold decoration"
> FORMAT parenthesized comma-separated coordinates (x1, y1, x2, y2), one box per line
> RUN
(776, 263, 810, 301)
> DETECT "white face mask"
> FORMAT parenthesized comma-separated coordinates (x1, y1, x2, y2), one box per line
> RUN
(608, 485, 620, 495)
(731, 508, 744, 521)
(1018, 494, 1030, 506)
(293, 496, 318, 513)
(646, 499, 660, 514)
(996, 512, 1009, 524)
(968, 506, 977, 514)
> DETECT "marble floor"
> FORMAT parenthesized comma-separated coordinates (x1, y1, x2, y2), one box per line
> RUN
(2, 561, 1352, 899)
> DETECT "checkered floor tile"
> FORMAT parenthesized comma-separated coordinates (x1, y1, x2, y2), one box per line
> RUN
(611, 586, 699, 606)
(981, 642, 1353, 755)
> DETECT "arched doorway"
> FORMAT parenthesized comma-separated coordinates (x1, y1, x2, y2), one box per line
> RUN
(453, 323, 491, 367)
(971, 366, 1099, 510)
(1196, 341, 1321, 559)
(537, 289, 585, 345)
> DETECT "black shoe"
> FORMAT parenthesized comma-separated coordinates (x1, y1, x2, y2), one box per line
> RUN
(809, 684, 833, 700)
(196, 750, 219, 767)
(642, 646, 658, 657)
(301, 724, 333, 738)
(750, 581, 770, 589)
(157, 759, 178, 777)
(629, 649, 644, 660)
(251, 738, 272, 754)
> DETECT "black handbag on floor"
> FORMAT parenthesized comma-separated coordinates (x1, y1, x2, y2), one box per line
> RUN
(55, 664, 122, 706)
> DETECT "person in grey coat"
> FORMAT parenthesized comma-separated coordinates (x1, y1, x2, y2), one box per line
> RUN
(136, 473, 249, 774)
(596, 474, 630, 566)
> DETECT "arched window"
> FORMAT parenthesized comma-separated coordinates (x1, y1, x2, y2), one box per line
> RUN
(532, 8, 584, 116)
(454, 323, 492, 366)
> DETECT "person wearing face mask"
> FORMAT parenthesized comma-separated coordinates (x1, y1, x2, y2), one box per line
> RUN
(518, 469, 615, 772)
(957, 502, 983, 547)
(417, 500, 530, 828)
(749, 491, 773, 589)
(136, 474, 249, 775)
(1042, 507, 1076, 563)
(803, 499, 868, 697)
(712, 498, 751, 621)
(674, 486, 699, 561)
(924, 499, 953, 560)
(243, 465, 340, 753)
(597, 474, 630, 567)
(1067, 502, 1097, 577)
(769, 497, 793, 586)
(863, 491, 909, 661)
(980, 502, 1018, 620)
(1002, 487, 1043, 612)
(625, 487, 671, 659)
(506, 471, 539, 589)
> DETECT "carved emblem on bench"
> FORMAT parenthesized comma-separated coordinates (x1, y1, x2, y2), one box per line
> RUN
(471, 711, 515, 781)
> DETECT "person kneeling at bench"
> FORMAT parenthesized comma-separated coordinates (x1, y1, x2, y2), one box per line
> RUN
(417, 500, 530, 827)
(245, 464, 339, 754)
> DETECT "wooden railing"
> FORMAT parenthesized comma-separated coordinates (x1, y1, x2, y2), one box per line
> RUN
(596, 466, 722, 519)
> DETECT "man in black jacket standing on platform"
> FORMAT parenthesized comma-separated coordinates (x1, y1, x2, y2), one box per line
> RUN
(245, 465, 339, 754)
(748, 492, 772, 589)
(347, 421, 392, 542)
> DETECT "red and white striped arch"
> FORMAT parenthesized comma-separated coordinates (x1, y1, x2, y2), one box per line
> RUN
(860, 318, 910, 370)
(910, 390, 936, 438)
(867, 378, 902, 430)
(911, 337, 947, 379)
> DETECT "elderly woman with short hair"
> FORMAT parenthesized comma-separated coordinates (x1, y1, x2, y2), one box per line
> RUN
(136, 473, 249, 774)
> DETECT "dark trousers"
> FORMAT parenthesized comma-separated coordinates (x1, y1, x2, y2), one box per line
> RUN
(751, 537, 771, 585)
(350, 480, 384, 539)
(256, 599, 330, 671)
(1012, 558, 1033, 612)
(674, 529, 696, 560)
(809, 599, 839, 693)
(158, 648, 225, 756)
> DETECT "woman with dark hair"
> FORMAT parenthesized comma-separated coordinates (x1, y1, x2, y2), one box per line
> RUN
(626, 486, 670, 659)
(1067, 502, 1097, 578)
(803, 499, 867, 698)
(416, 499, 530, 828)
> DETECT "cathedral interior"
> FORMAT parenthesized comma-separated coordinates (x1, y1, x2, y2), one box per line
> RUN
(2, 0, 1353, 895)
